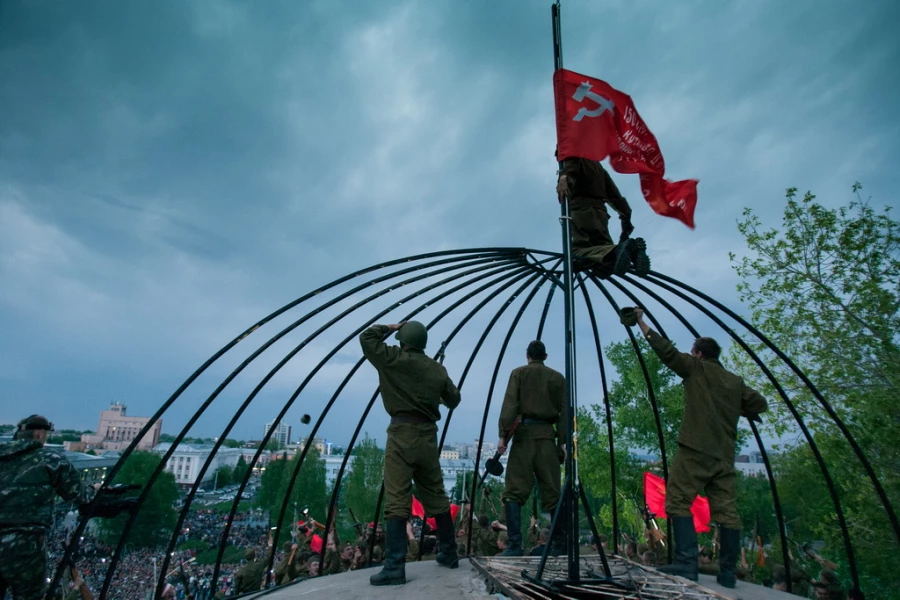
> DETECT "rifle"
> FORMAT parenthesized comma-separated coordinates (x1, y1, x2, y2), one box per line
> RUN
(177, 558, 196, 600)
(61, 544, 94, 600)
(638, 502, 666, 552)
(347, 507, 365, 539)
(79, 484, 142, 519)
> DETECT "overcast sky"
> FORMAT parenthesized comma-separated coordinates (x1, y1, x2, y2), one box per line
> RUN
(2, 1, 897, 452)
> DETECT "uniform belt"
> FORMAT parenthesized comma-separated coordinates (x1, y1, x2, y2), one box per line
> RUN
(390, 413, 433, 425)
(521, 418, 554, 425)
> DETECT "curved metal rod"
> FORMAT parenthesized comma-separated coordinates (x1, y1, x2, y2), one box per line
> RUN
(648, 270, 899, 546)
(576, 274, 619, 548)
(587, 275, 672, 562)
(151, 255, 523, 594)
(239, 260, 546, 585)
(639, 272, 860, 590)
(617, 274, 793, 592)
(458, 266, 557, 555)
(56, 248, 524, 598)
(270, 258, 561, 580)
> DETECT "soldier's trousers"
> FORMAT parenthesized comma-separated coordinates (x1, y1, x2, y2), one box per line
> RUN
(0, 528, 48, 600)
(501, 438, 560, 512)
(666, 445, 741, 530)
(570, 196, 614, 251)
(383, 422, 451, 519)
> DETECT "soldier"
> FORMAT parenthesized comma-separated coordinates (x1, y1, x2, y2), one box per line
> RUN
(496, 340, 566, 556)
(633, 309, 768, 588)
(556, 154, 650, 277)
(0, 415, 95, 600)
(233, 549, 265, 594)
(273, 541, 301, 585)
(360, 321, 462, 586)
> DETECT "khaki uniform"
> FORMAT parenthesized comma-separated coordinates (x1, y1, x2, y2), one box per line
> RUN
(471, 520, 499, 556)
(360, 325, 461, 520)
(499, 361, 566, 511)
(0, 440, 92, 599)
(234, 558, 265, 594)
(560, 157, 632, 260)
(645, 330, 768, 529)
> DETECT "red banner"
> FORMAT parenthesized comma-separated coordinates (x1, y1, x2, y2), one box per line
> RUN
(411, 496, 425, 519)
(644, 472, 710, 533)
(554, 68, 698, 228)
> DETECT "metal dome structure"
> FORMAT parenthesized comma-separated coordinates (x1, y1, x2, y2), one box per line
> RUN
(48, 246, 898, 599)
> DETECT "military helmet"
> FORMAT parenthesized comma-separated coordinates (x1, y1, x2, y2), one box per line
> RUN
(15, 414, 54, 438)
(396, 321, 427, 350)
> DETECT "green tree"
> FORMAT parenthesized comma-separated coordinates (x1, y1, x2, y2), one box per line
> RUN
(256, 449, 328, 543)
(213, 465, 232, 489)
(222, 438, 243, 448)
(342, 434, 384, 526)
(730, 185, 899, 593)
(232, 455, 250, 485)
(98, 451, 179, 547)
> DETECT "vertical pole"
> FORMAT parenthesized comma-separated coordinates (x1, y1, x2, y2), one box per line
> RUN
(551, 1, 580, 581)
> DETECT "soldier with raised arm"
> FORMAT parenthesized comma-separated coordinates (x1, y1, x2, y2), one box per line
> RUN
(633, 309, 768, 588)
(360, 321, 461, 586)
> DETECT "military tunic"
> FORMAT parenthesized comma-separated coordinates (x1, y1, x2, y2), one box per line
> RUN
(560, 158, 632, 259)
(360, 325, 461, 519)
(498, 361, 566, 510)
(0, 440, 92, 600)
(233, 558, 265, 593)
(645, 330, 768, 529)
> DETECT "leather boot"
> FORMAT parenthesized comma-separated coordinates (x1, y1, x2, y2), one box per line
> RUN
(501, 501, 524, 556)
(613, 239, 635, 276)
(658, 515, 698, 581)
(549, 507, 567, 556)
(369, 519, 407, 586)
(717, 527, 740, 588)
(434, 510, 459, 568)
(630, 237, 651, 276)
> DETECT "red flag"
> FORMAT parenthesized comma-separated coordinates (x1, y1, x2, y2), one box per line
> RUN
(643, 472, 710, 533)
(411, 495, 425, 519)
(554, 68, 698, 228)
(310, 533, 323, 554)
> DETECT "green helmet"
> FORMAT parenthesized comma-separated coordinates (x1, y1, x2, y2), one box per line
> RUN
(396, 321, 427, 350)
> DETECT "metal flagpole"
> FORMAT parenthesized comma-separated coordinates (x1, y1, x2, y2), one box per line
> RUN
(551, 0, 581, 581)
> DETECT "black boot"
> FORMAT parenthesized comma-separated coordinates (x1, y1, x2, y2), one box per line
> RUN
(613, 240, 635, 276)
(370, 519, 407, 586)
(657, 516, 698, 581)
(434, 510, 459, 568)
(717, 527, 740, 588)
(549, 507, 567, 556)
(501, 501, 523, 556)
(630, 237, 651, 276)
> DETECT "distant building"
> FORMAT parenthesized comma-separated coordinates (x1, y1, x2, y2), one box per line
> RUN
(440, 448, 461, 460)
(264, 420, 292, 446)
(295, 437, 330, 456)
(153, 443, 243, 487)
(80, 402, 161, 451)
(44, 444, 119, 486)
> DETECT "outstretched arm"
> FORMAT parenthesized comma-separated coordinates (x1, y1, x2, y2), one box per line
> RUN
(635, 309, 694, 378)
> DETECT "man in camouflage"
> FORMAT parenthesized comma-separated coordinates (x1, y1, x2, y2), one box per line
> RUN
(556, 155, 650, 277)
(0, 415, 95, 600)
(497, 340, 567, 556)
(360, 321, 462, 586)
(634, 309, 768, 588)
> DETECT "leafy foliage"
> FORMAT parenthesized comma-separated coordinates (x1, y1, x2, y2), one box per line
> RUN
(341, 434, 384, 527)
(99, 451, 179, 547)
(729, 185, 899, 593)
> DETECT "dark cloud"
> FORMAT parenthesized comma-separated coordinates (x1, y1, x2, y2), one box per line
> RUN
(1, 0, 897, 445)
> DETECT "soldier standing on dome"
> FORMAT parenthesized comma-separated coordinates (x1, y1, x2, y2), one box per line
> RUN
(360, 321, 462, 586)
(496, 340, 567, 557)
(0, 415, 95, 600)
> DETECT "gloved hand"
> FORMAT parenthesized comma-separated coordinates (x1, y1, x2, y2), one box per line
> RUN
(619, 214, 634, 243)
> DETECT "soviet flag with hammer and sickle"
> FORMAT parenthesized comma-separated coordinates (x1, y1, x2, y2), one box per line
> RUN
(553, 68, 699, 228)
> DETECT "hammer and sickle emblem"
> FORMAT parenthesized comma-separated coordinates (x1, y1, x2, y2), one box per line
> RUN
(572, 82, 615, 121)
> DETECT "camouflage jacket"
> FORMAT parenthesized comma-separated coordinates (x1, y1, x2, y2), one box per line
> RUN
(360, 325, 461, 422)
(0, 440, 91, 529)
(645, 330, 769, 461)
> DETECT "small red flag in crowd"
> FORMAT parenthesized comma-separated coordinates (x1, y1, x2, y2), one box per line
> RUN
(554, 68, 699, 228)
(411, 495, 425, 519)
(644, 472, 710, 533)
